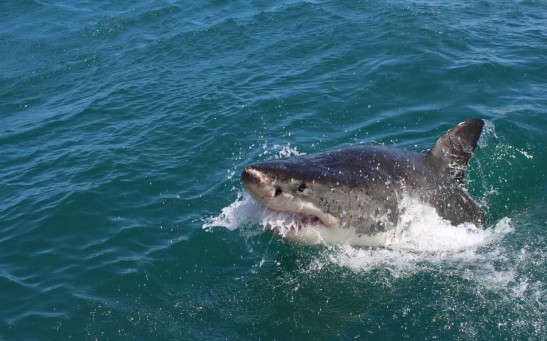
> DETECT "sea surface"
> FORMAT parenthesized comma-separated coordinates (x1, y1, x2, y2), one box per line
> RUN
(1, 0, 546, 339)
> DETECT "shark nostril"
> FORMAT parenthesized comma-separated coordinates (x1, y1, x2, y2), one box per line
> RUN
(297, 183, 307, 192)
(274, 188, 282, 196)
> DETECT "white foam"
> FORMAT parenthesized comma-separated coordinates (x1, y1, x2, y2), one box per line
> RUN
(387, 196, 501, 251)
(302, 215, 515, 284)
(202, 192, 262, 231)
(314, 203, 513, 274)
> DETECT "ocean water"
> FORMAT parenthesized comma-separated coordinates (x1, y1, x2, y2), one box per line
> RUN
(1, 0, 546, 339)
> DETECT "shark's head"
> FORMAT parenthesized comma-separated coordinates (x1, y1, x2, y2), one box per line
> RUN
(240, 154, 401, 244)
(241, 159, 341, 230)
(241, 147, 406, 240)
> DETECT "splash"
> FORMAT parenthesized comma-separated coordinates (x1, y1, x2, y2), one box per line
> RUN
(387, 196, 506, 251)
(202, 192, 261, 231)
(315, 216, 513, 276)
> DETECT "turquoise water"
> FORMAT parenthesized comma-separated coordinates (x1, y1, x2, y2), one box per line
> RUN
(1, 0, 545, 339)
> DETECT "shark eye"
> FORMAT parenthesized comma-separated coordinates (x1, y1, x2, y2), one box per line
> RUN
(274, 188, 282, 196)
(297, 183, 307, 192)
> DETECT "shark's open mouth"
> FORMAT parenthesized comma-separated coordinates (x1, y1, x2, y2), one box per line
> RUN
(262, 209, 326, 235)
(250, 197, 340, 232)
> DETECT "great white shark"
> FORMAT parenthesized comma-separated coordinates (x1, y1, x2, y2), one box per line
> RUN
(241, 119, 485, 243)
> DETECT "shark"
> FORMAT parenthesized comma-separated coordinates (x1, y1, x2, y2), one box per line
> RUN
(241, 119, 485, 244)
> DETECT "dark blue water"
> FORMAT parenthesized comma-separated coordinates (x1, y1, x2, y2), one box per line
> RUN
(1, 0, 545, 339)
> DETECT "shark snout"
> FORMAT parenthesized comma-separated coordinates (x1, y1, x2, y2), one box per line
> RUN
(241, 166, 276, 198)
(242, 166, 255, 184)
(242, 166, 266, 186)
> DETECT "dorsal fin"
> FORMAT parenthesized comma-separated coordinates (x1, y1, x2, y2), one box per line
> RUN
(426, 119, 484, 183)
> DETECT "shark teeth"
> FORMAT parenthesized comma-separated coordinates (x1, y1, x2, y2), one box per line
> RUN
(264, 211, 325, 236)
